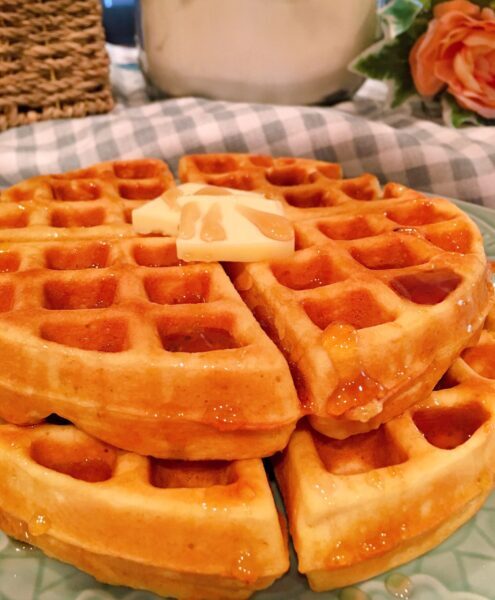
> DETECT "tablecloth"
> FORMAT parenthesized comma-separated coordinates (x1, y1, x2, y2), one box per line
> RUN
(0, 44, 494, 207)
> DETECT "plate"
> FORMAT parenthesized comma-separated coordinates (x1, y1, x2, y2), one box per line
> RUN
(2, 199, 495, 600)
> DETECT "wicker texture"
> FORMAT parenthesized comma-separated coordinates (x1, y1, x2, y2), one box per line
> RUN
(0, 0, 113, 131)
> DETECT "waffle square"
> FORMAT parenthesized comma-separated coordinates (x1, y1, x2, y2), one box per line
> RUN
(0, 422, 289, 599)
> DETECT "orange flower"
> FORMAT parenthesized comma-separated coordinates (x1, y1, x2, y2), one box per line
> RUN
(409, 0, 495, 119)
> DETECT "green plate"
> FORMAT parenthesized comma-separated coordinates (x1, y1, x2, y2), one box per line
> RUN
(2, 199, 495, 600)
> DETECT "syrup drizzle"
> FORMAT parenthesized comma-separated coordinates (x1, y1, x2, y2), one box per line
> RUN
(339, 588, 370, 600)
(194, 186, 233, 196)
(236, 205, 293, 242)
(200, 202, 226, 242)
(390, 268, 461, 305)
(161, 188, 181, 210)
(179, 202, 201, 240)
(385, 573, 413, 599)
(27, 514, 51, 537)
(322, 323, 385, 417)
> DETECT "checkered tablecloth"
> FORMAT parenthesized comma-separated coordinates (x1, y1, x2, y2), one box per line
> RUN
(1, 45, 494, 207)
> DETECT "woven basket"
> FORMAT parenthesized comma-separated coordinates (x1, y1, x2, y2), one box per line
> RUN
(0, 0, 114, 132)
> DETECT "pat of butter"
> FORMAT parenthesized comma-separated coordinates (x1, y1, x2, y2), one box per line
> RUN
(131, 184, 260, 236)
(131, 196, 179, 236)
(177, 196, 294, 262)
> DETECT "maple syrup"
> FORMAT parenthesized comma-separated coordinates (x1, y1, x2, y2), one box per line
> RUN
(236, 205, 293, 241)
(150, 459, 235, 488)
(313, 427, 406, 475)
(271, 253, 342, 290)
(50, 207, 105, 228)
(113, 160, 161, 179)
(413, 403, 488, 449)
(318, 215, 378, 240)
(0, 208, 28, 229)
(390, 268, 461, 304)
(351, 238, 425, 270)
(321, 323, 386, 416)
(211, 173, 255, 191)
(249, 155, 273, 168)
(145, 272, 209, 305)
(462, 344, 495, 379)
(234, 271, 253, 292)
(40, 318, 129, 353)
(304, 289, 393, 330)
(284, 188, 326, 208)
(0, 284, 14, 313)
(266, 166, 307, 187)
(31, 438, 116, 482)
(179, 202, 201, 240)
(341, 180, 375, 201)
(27, 514, 51, 537)
(386, 200, 449, 226)
(46, 242, 109, 270)
(0, 251, 20, 273)
(194, 185, 233, 196)
(133, 242, 180, 267)
(339, 588, 369, 600)
(43, 278, 117, 310)
(200, 203, 227, 242)
(160, 327, 238, 353)
(119, 181, 165, 200)
(194, 155, 237, 174)
(51, 180, 101, 202)
(426, 224, 472, 253)
(162, 187, 181, 209)
(385, 573, 413, 599)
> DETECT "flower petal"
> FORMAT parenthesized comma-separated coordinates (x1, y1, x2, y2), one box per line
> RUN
(454, 92, 495, 118)
(453, 49, 482, 92)
(434, 0, 480, 19)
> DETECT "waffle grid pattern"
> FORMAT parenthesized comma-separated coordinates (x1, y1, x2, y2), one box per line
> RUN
(275, 317, 495, 590)
(179, 153, 384, 220)
(0, 159, 175, 242)
(0, 422, 288, 600)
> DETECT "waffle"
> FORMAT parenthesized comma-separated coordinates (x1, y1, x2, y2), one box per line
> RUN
(275, 318, 495, 591)
(179, 153, 386, 221)
(0, 158, 176, 242)
(0, 235, 300, 459)
(0, 422, 289, 599)
(222, 176, 493, 437)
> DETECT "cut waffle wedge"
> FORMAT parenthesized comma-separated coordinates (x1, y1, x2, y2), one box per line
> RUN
(275, 315, 495, 591)
(0, 158, 176, 242)
(0, 235, 299, 459)
(0, 422, 289, 599)
(201, 156, 493, 437)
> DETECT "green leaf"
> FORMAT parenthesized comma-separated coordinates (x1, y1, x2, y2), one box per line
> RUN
(442, 94, 495, 127)
(381, 0, 427, 37)
(352, 14, 430, 107)
(353, 40, 415, 106)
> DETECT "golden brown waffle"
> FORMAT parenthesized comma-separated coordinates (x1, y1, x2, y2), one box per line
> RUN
(0, 236, 299, 459)
(227, 184, 492, 438)
(275, 320, 495, 591)
(179, 153, 387, 221)
(0, 422, 289, 599)
(0, 159, 175, 242)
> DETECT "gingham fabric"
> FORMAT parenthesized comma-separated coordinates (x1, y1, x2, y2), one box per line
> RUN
(0, 45, 494, 207)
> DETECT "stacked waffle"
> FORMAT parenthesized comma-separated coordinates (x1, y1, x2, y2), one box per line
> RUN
(0, 155, 493, 599)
